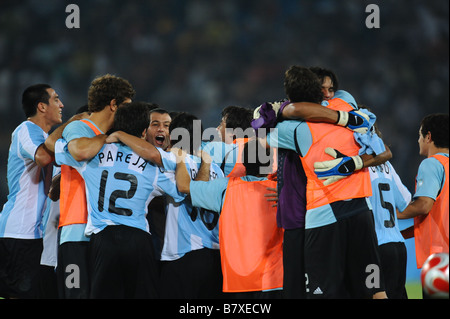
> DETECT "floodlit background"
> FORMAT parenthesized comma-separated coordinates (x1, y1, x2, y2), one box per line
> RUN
(0, 0, 448, 290)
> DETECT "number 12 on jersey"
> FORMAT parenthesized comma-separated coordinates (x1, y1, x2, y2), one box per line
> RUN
(98, 170, 138, 216)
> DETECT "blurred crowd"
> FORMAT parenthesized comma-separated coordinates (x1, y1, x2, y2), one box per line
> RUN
(0, 0, 448, 204)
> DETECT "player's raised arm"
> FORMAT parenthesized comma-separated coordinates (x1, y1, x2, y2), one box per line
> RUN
(173, 148, 191, 194)
(43, 111, 89, 155)
(106, 130, 163, 166)
(283, 102, 371, 133)
(194, 150, 212, 182)
(66, 134, 108, 162)
(253, 100, 370, 136)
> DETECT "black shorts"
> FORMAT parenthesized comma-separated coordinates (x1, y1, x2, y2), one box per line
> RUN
(38, 265, 58, 299)
(304, 210, 383, 299)
(56, 240, 90, 299)
(159, 248, 224, 299)
(0, 238, 43, 299)
(378, 241, 407, 299)
(88, 225, 159, 299)
(282, 228, 306, 299)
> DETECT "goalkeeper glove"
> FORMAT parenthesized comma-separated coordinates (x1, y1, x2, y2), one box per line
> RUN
(336, 110, 370, 134)
(314, 147, 363, 186)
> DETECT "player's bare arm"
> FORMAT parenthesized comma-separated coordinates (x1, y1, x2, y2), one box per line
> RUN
(173, 148, 191, 194)
(67, 134, 108, 162)
(282, 102, 370, 133)
(400, 225, 416, 240)
(397, 196, 435, 219)
(35, 112, 90, 167)
(106, 130, 163, 166)
(194, 150, 212, 182)
(44, 112, 89, 154)
(282, 102, 338, 122)
(360, 144, 392, 168)
(34, 143, 55, 168)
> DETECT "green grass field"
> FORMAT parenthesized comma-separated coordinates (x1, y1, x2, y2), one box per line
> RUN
(406, 281, 423, 299)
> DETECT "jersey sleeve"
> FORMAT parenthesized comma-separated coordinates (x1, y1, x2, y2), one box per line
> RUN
(201, 141, 235, 165)
(190, 178, 230, 213)
(154, 170, 186, 203)
(157, 148, 177, 171)
(19, 122, 47, 161)
(54, 138, 84, 168)
(414, 157, 445, 200)
(210, 162, 225, 179)
(268, 120, 311, 156)
(267, 121, 296, 151)
(389, 164, 412, 212)
(62, 120, 99, 142)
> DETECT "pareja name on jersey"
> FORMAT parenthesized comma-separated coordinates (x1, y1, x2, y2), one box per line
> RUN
(97, 144, 148, 172)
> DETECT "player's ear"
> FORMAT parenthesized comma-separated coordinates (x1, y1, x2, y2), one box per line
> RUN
(141, 128, 148, 139)
(37, 101, 47, 113)
(109, 99, 117, 112)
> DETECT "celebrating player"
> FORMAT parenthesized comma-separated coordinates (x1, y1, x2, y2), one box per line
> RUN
(264, 65, 386, 298)
(54, 101, 185, 298)
(397, 113, 449, 298)
(0, 84, 76, 298)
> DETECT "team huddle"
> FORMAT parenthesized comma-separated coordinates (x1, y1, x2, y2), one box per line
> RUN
(0, 66, 448, 299)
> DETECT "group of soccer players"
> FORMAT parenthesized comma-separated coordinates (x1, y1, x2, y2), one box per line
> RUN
(0, 66, 448, 299)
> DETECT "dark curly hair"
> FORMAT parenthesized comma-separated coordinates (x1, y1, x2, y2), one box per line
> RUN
(111, 102, 150, 138)
(87, 74, 136, 112)
(284, 66, 323, 103)
(221, 105, 253, 130)
(309, 66, 339, 92)
(420, 113, 449, 149)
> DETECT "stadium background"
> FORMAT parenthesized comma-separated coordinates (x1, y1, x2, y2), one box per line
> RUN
(0, 0, 448, 296)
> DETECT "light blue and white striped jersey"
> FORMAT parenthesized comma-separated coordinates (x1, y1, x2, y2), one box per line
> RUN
(158, 150, 224, 261)
(40, 166, 60, 267)
(55, 140, 186, 236)
(368, 161, 411, 245)
(0, 121, 52, 239)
